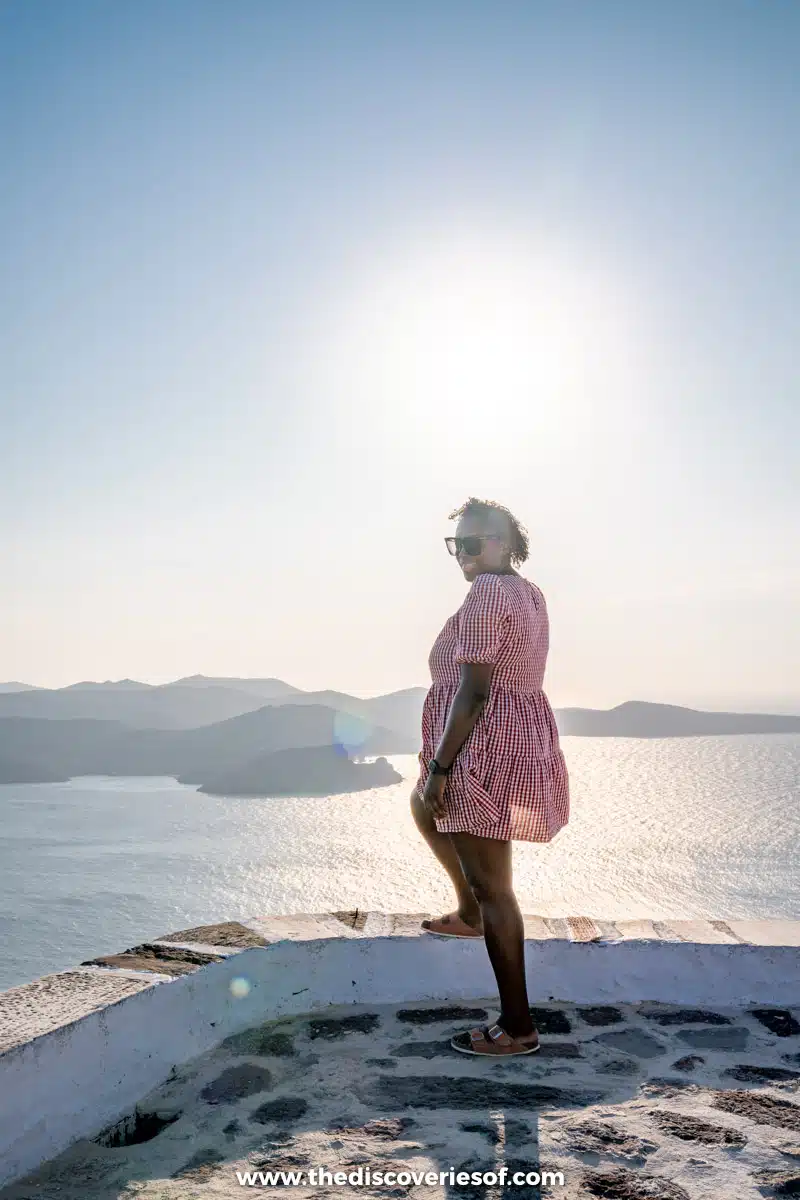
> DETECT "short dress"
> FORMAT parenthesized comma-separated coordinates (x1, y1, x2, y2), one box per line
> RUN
(417, 571, 570, 842)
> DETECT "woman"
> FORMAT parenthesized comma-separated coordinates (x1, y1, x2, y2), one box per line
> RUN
(412, 497, 570, 1057)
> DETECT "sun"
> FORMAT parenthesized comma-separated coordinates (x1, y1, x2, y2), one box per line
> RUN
(311, 219, 641, 468)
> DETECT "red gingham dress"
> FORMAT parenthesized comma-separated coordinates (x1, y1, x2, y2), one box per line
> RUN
(417, 572, 570, 842)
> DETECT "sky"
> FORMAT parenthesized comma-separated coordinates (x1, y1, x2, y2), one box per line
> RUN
(1, 0, 798, 710)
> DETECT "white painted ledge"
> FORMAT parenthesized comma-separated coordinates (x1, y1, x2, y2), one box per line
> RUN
(1, 912, 799, 1187)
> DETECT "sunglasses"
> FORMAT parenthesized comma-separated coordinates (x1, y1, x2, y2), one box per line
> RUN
(445, 535, 502, 557)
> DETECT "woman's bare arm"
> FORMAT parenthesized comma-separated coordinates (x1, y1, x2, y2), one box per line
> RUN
(433, 662, 494, 769)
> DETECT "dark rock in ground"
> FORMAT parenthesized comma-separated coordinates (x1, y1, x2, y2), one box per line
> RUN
(327, 1117, 415, 1140)
(725, 1065, 800, 1083)
(649, 1109, 746, 1146)
(222, 1119, 241, 1140)
(366, 1057, 397, 1068)
(593, 1030, 667, 1059)
(539, 1041, 582, 1058)
(565, 1120, 657, 1159)
(639, 1006, 730, 1026)
(598, 1058, 641, 1076)
(171, 1147, 226, 1181)
(396, 1006, 487, 1024)
(307, 1013, 380, 1039)
(392, 1040, 450, 1058)
(157, 920, 268, 948)
(714, 1091, 800, 1132)
(582, 1166, 690, 1199)
(223, 1027, 296, 1057)
(672, 1055, 705, 1072)
(784, 1054, 800, 1065)
(247, 1146, 310, 1170)
(639, 1079, 698, 1099)
(83, 942, 223, 976)
(201, 1063, 272, 1104)
(529, 1007, 571, 1033)
(370, 1075, 602, 1111)
(753, 1168, 800, 1195)
(250, 1096, 309, 1124)
(677, 1027, 749, 1051)
(579, 1007, 625, 1026)
(752, 1010, 800, 1038)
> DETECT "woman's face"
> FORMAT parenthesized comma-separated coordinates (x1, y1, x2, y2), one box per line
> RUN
(453, 514, 511, 582)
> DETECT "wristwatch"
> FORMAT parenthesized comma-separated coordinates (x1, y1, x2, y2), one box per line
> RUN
(428, 758, 450, 776)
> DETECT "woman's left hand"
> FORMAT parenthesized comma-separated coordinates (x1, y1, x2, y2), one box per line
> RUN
(422, 772, 448, 819)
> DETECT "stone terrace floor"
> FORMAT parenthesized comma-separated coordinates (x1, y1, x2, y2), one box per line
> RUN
(3, 999, 800, 1200)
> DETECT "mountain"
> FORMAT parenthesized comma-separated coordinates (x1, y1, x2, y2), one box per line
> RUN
(0, 683, 272, 730)
(0, 682, 43, 693)
(0, 703, 416, 785)
(171, 675, 304, 700)
(555, 701, 800, 737)
(0, 755, 68, 783)
(196, 745, 402, 797)
(0, 678, 427, 741)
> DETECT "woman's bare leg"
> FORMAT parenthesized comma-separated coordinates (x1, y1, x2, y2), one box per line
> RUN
(449, 831, 535, 1039)
(410, 788, 483, 930)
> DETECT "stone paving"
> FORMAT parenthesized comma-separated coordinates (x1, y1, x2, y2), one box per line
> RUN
(3, 999, 800, 1200)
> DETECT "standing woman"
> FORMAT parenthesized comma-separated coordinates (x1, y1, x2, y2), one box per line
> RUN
(412, 497, 570, 1057)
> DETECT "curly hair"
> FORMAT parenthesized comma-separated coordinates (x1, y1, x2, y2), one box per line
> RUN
(448, 497, 530, 565)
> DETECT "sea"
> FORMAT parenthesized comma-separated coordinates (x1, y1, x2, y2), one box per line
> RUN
(1, 734, 798, 992)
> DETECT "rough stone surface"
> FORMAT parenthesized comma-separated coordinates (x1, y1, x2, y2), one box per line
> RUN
(249, 1096, 309, 1124)
(395, 1006, 487, 1025)
(648, 1109, 747, 1146)
(579, 1006, 626, 1026)
(370, 1074, 601, 1110)
(157, 921, 269, 948)
(200, 1063, 273, 1104)
(582, 1166, 690, 1198)
(307, 1013, 380, 1039)
(529, 1006, 571, 1033)
(6, 997, 800, 1200)
(672, 1055, 705, 1072)
(222, 1026, 296, 1057)
(714, 1091, 800, 1132)
(594, 1030, 667, 1058)
(639, 1006, 731, 1027)
(563, 1119, 658, 1160)
(676, 1026, 750, 1051)
(0, 969, 159, 1055)
(82, 942, 223, 975)
(725, 1064, 800, 1083)
(752, 1009, 800, 1038)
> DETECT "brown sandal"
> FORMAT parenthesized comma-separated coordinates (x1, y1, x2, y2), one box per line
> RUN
(420, 912, 484, 939)
(451, 1024, 540, 1056)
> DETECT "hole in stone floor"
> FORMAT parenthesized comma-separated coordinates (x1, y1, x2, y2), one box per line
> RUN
(93, 1109, 182, 1148)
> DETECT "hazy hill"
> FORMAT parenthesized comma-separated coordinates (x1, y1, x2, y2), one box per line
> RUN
(0, 683, 272, 729)
(0, 755, 68, 783)
(0, 682, 43, 694)
(197, 746, 402, 797)
(556, 701, 800, 737)
(0, 703, 416, 785)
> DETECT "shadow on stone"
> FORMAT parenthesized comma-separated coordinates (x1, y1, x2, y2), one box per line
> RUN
(201, 1064, 272, 1104)
(94, 1109, 181, 1148)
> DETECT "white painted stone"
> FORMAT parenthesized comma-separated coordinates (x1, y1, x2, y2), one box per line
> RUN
(2, 915, 800, 1187)
(727, 919, 800, 946)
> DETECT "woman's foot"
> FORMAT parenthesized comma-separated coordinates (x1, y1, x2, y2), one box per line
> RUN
(420, 911, 484, 938)
(450, 1023, 540, 1056)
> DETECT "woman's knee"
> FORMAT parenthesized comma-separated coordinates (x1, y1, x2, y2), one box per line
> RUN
(465, 873, 512, 906)
(410, 786, 431, 831)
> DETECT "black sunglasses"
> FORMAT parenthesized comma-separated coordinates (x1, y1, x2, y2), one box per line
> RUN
(445, 535, 502, 557)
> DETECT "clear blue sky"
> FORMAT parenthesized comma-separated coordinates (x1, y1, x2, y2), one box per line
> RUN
(2, 0, 798, 708)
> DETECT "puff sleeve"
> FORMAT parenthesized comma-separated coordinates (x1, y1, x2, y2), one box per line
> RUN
(454, 573, 510, 664)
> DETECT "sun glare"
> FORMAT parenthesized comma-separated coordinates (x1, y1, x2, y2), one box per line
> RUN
(314, 222, 642, 469)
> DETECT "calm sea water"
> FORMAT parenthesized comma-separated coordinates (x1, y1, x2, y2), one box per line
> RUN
(1, 734, 798, 992)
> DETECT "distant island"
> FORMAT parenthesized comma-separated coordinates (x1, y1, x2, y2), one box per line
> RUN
(0, 676, 797, 788)
(193, 746, 402, 798)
